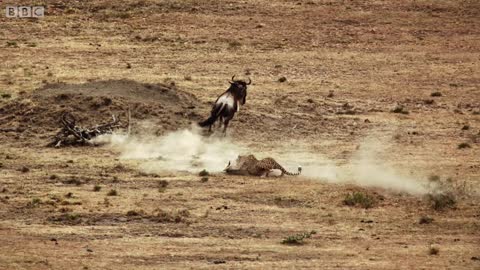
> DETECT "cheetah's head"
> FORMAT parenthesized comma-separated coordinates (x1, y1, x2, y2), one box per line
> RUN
(224, 154, 253, 172)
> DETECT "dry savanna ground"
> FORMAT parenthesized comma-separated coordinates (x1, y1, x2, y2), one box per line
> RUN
(1, 0, 480, 269)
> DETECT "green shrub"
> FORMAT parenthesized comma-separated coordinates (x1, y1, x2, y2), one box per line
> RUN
(281, 231, 317, 245)
(343, 192, 375, 209)
(198, 169, 209, 177)
(427, 193, 456, 211)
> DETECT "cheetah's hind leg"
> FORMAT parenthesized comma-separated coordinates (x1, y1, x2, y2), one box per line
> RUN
(269, 169, 283, 177)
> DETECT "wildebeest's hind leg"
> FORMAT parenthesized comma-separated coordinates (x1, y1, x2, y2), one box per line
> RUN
(222, 119, 229, 135)
(217, 116, 224, 130)
(222, 108, 235, 135)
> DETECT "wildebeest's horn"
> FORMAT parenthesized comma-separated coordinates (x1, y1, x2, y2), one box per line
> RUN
(247, 77, 251, 85)
(231, 75, 236, 81)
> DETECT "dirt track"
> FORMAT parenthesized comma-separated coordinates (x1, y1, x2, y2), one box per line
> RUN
(1, 0, 480, 269)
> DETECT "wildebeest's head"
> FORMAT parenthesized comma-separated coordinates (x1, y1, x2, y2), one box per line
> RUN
(228, 75, 251, 93)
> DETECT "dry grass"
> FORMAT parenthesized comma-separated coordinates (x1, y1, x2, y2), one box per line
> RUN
(0, 0, 479, 269)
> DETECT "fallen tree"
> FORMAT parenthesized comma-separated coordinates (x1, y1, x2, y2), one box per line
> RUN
(49, 112, 122, 147)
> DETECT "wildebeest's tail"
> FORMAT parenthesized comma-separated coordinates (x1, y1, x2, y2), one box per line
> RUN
(198, 104, 225, 127)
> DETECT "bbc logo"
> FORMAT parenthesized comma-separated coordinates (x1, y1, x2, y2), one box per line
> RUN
(6, 6, 44, 18)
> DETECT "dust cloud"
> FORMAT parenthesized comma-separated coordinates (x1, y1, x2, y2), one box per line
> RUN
(278, 136, 430, 195)
(97, 125, 244, 174)
(99, 128, 430, 195)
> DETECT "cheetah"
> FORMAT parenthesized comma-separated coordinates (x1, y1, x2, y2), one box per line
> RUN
(224, 154, 302, 177)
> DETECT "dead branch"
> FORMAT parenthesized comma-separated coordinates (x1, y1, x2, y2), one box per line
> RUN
(49, 112, 122, 147)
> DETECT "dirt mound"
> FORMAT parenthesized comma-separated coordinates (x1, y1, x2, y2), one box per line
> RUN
(0, 80, 205, 143)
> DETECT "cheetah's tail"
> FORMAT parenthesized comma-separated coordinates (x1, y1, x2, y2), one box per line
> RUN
(284, 165, 302, 176)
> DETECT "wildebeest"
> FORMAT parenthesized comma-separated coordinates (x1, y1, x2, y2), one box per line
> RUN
(198, 75, 251, 133)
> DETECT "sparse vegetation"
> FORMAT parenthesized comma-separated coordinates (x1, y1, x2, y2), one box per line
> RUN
(0, 1, 477, 267)
(429, 246, 440, 255)
(343, 192, 376, 209)
(107, 189, 118, 196)
(426, 175, 471, 206)
(391, 105, 409, 114)
(228, 40, 241, 48)
(199, 169, 209, 177)
(419, 216, 434, 224)
(62, 177, 83, 186)
(152, 209, 190, 223)
(423, 99, 434, 105)
(278, 76, 287, 83)
(6, 41, 18, 47)
(126, 210, 142, 216)
(27, 197, 42, 207)
(103, 198, 111, 206)
(158, 180, 169, 192)
(281, 231, 317, 245)
(428, 175, 440, 182)
(48, 213, 80, 224)
(427, 193, 456, 211)
(458, 142, 471, 149)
